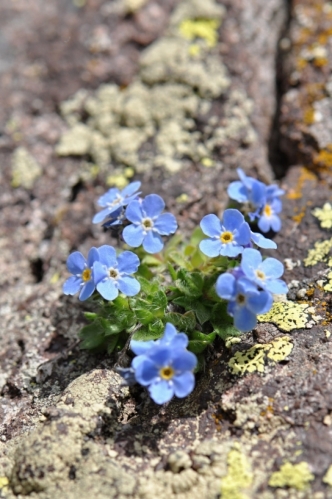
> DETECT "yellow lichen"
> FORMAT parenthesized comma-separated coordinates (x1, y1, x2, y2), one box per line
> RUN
(228, 337, 293, 376)
(258, 302, 310, 331)
(11, 147, 42, 189)
(314, 144, 332, 170)
(286, 167, 316, 200)
(179, 18, 220, 48)
(201, 157, 215, 167)
(323, 465, 332, 487)
(324, 270, 332, 291)
(312, 203, 332, 229)
(220, 444, 253, 499)
(268, 461, 314, 491)
(0, 477, 9, 492)
(304, 238, 332, 266)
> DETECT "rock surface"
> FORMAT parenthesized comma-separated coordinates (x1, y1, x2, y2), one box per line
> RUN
(1, 0, 332, 498)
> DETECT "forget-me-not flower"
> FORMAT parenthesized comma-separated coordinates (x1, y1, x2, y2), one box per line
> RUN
(93, 181, 141, 224)
(123, 194, 177, 254)
(258, 198, 282, 233)
(240, 248, 288, 294)
(63, 247, 99, 301)
(216, 272, 273, 332)
(227, 168, 266, 218)
(199, 209, 251, 258)
(93, 245, 140, 300)
(130, 323, 197, 404)
(250, 230, 277, 249)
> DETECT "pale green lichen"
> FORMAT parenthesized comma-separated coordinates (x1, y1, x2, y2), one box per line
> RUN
(228, 337, 293, 376)
(258, 301, 310, 331)
(268, 461, 314, 491)
(324, 270, 332, 291)
(11, 147, 42, 189)
(323, 465, 332, 487)
(55, 0, 257, 176)
(220, 444, 253, 499)
(304, 238, 332, 267)
(312, 203, 332, 229)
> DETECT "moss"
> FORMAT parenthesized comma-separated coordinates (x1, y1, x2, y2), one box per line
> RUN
(220, 444, 253, 499)
(179, 18, 220, 48)
(258, 302, 311, 332)
(268, 461, 314, 491)
(11, 147, 42, 189)
(228, 337, 293, 375)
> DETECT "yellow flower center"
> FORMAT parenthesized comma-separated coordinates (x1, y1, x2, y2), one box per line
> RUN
(255, 270, 265, 280)
(82, 269, 92, 282)
(159, 366, 175, 380)
(142, 218, 154, 230)
(263, 204, 272, 217)
(236, 293, 246, 305)
(220, 231, 233, 244)
(109, 268, 119, 279)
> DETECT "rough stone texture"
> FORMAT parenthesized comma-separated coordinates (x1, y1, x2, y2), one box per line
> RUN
(1, 0, 332, 498)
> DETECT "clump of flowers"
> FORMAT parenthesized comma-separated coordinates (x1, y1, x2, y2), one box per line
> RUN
(227, 168, 285, 232)
(63, 173, 288, 405)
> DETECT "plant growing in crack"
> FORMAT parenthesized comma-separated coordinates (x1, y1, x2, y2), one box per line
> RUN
(63, 174, 287, 404)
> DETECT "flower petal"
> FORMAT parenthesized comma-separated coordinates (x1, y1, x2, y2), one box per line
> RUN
(270, 215, 282, 232)
(143, 231, 164, 253)
(246, 290, 272, 314)
(79, 280, 95, 301)
(251, 231, 277, 249)
(97, 188, 119, 207)
(117, 251, 140, 274)
(93, 207, 113, 224)
(153, 213, 177, 235)
(121, 181, 141, 198)
(131, 341, 156, 356)
(257, 216, 271, 233)
(265, 279, 288, 294)
(148, 379, 174, 404)
(200, 214, 221, 237)
(96, 279, 119, 301)
(134, 358, 159, 386)
(142, 194, 165, 218)
(227, 181, 248, 202)
(97, 245, 117, 268)
(63, 276, 82, 295)
(241, 248, 262, 278)
(233, 306, 257, 332)
(220, 243, 243, 258)
(160, 323, 177, 344)
(118, 276, 140, 296)
(215, 273, 236, 300)
(87, 247, 100, 267)
(172, 350, 197, 371)
(236, 222, 251, 246)
(222, 209, 244, 231)
(125, 200, 144, 224)
(168, 333, 188, 350)
(123, 224, 145, 247)
(66, 252, 86, 274)
(260, 257, 284, 279)
(173, 372, 195, 398)
(199, 239, 221, 257)
(93, 261, 109, 284)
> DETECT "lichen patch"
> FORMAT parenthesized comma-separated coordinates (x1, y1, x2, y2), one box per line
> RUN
(258, 301, 311, 331)
(312, 202, 332, 229)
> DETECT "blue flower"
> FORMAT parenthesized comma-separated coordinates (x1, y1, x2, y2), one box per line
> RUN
(250, 230, 277, 249)
(122, 194, 177, 254)
(215, 272, 273, 332)
(102, 207, 126, 229)
(227, 168, 266, 217)
(130, 323, 197, 404)
(63, 247, 99, 301)
(240, 248, 288, 294)
(93, 181, 141, 224)
(199, 209, 251, 258)
(257, 198, 282, 232)
(93, 245, 140, 300)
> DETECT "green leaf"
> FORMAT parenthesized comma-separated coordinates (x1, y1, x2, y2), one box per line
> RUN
(136, 263, 154, 280)
(84, 312, 98, 321)
(113, 295, 130, 310)
(192, 301, 211, 325)
(135, 308, 155, 325)
(167, 262, 177, 281)
(211, 302, 241, 340)
(142, 255, 164, 266)
(194, 353, 206, 373)
(175, 269, 204, 298)
(79, 322, 106, 350)
(190, 249, 206, 269)
(190, 226, 205, 245)
(151, 290, 168, 311)
(188, 330, 216, 353)
(164, 311, 196, 332)
(172, 296, 195, 310)
(132, 322, 164, 342)
(136, 276, 160, 295)
(107, 335, 119, 354)
(168, 251, 189, 269)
